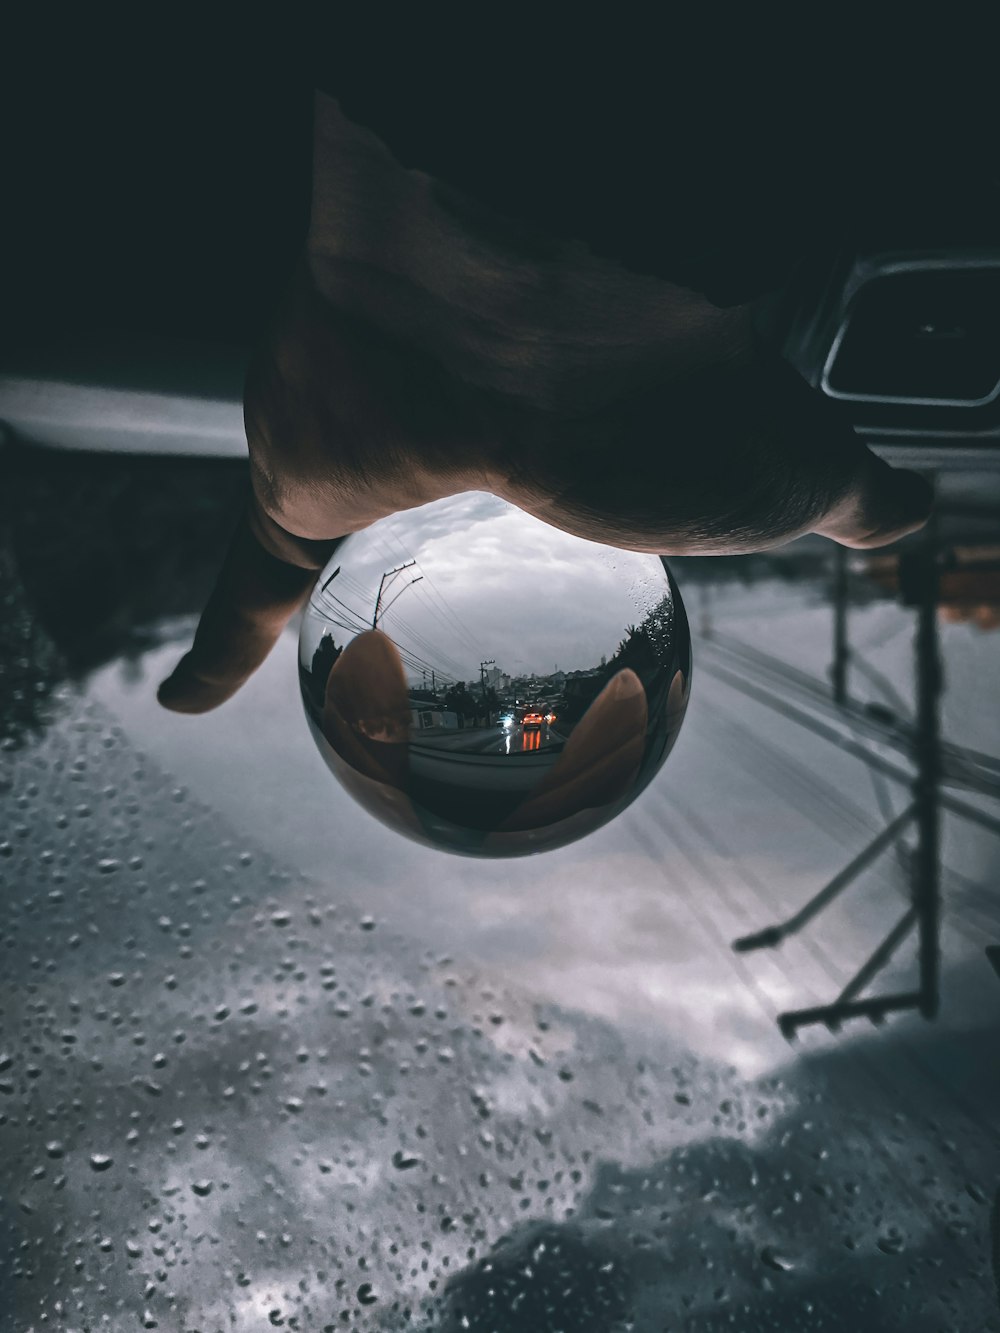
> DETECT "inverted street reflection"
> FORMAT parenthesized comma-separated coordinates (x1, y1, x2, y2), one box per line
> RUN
(299, 493, 691, 855)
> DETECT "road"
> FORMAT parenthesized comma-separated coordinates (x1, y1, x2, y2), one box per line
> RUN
(412, 720, 562, 756)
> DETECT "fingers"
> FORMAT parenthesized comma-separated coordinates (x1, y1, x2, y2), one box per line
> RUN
(157, 497, 343, 714)
(493, 348, 935, 556)
(743, 353, 933, 550)
(812, 450, 934, 549)
(321, 631, 411, 787)
(322, 630, 412, 745)
(500, 668, 648, 831)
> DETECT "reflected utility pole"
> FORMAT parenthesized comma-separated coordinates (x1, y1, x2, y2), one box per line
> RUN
(480, 660, 496, 701)
(373, 561, 422, 627)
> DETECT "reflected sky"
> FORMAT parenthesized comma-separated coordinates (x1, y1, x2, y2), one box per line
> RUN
(300, 492, 673, 685)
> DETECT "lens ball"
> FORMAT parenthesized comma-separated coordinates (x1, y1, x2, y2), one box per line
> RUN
(299, 493, 691, 856)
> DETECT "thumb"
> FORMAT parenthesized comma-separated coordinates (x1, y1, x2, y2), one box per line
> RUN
(813, 450, 933, 549)
(157, 499, 343, 714)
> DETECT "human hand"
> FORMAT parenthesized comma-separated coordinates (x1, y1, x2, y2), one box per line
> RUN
(158, 260, 932, 714)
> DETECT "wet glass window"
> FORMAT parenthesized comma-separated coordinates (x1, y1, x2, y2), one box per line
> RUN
(2, 444, 999, 1330)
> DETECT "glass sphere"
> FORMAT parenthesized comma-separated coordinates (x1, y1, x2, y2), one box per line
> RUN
(299, 493, 691, 857)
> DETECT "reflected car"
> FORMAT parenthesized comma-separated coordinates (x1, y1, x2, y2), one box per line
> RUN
(523, 712, 544, 728)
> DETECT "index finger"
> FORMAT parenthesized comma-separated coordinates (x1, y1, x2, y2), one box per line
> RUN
(157, 492, 343, 714)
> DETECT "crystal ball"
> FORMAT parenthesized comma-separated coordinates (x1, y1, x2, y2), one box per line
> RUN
(299, 493, 691, 857)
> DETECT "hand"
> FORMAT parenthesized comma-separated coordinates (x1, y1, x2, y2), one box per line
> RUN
(158, 260, 932, 714)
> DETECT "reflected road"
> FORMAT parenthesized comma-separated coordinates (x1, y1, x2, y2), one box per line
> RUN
(410, 721, 563, 756)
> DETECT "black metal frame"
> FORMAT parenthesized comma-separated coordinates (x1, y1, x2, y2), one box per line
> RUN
(730, 520, 946, 1037)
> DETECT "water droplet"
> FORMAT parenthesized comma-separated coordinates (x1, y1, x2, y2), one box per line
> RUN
(877, 1233, 905, 1255)
(357, 1282, 377, 1305)
(392, 1149, 421, 1170)
(191, 1179, 213, 1197)
(760, 1246, 795, 1272)
(89, 1153, 113, 1172)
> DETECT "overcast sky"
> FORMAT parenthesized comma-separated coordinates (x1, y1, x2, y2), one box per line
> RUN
(302, 492, 675, 686)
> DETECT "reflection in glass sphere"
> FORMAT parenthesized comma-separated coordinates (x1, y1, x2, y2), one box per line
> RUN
(299, 493, 691, 857)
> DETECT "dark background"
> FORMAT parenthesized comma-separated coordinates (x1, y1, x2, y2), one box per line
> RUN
(3, 17, 314, 354)
(4, 14, 997, 360)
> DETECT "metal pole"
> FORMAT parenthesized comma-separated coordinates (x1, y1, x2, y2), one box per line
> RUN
(831, 543, 849, 706)
(732, 801, 918, 951)
(372, 570, 389, 629)
(480, 660, 495, 700)
(832, 906, 918, 1010)
(378, 575, 423, 625)
(373, 561, 416, 628)
(910, 515, 942, 1019)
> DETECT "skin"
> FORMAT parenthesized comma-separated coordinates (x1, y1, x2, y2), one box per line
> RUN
(158, 93, 933, 715)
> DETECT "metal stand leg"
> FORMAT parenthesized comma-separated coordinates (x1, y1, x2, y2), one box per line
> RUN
(733, 521, 944, 1037)
(911, 518, 942, 1020)
(732, 804, 918, 952)
(831, 543, 849, 707)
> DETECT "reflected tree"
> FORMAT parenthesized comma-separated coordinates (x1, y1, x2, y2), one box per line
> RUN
(444, 683, 477, 728)
(307, 632, 343, 709)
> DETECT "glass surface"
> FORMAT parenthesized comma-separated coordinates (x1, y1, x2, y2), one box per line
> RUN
(5, 444, 999, 1330)
(299, 493, 691, 856)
